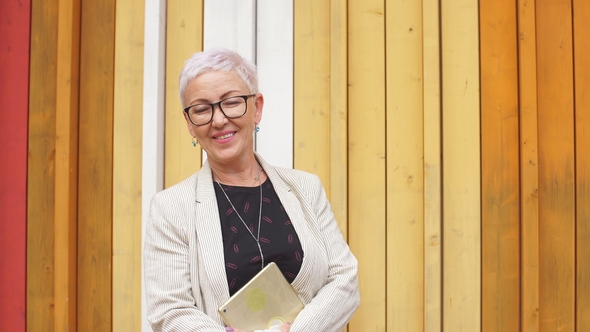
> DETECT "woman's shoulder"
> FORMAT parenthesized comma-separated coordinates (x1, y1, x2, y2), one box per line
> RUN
(152, 172, 199, 202)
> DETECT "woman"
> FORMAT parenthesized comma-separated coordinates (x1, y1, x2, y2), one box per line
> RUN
(144, 48, 359, 332)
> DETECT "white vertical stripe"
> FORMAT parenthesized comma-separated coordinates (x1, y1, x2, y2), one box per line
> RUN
(142, 0, 166, 330)
(256, 0, 294, 168)
(204, 0, 256, 62)
(203, 0, 257, 163)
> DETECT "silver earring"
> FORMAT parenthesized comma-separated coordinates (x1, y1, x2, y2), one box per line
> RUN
(255, 124, 260, 133)
(191, 137, 198, 147)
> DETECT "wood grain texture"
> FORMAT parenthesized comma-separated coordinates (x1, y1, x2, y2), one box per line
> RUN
(293, 0, 331, 188)
(441, 0, 481, 330)
(54, 0, 80, 330)
(0, 1, 30, 330)
(479, 0, 521, 330)
(112, 0, 145, 330)
(330, 3, 350, 331)
(77, 0, 116, 330)
(164, 0, 204, 188)
(422, 0, 442, 330)
(574, 0, 590, 329)
(517, 0, 540, 330)
(347, 1, 387, 330)
(536, 0, 576, 330)
(27, 0, 58, 329)
(385, 0, 425, 331)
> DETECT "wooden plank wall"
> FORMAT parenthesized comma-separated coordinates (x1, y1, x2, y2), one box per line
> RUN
(574, 0, 590, 329)
(0, 1, 30, 331)
(9, 0, 590, 331)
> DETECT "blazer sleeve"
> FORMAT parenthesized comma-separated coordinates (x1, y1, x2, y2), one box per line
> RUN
(290, 175, 360, 332)
(144, 190, 226, 332)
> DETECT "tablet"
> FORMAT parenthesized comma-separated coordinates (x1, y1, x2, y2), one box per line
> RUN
(218, 262, 304, 330)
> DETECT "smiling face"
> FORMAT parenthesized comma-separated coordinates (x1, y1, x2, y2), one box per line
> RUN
(183, 70, 263, 167)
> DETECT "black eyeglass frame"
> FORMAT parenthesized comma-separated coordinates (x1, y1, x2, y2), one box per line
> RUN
(183, 94, 256, 126)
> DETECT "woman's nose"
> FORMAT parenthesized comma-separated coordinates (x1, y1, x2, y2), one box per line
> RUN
(211, 104, 227, 126)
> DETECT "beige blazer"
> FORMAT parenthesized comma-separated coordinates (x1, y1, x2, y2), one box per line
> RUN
(144, 154, 359, 332)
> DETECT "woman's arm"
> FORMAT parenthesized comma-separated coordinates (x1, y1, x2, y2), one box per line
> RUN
(144, 191, 226, 331)
(289, 176, 360, 332)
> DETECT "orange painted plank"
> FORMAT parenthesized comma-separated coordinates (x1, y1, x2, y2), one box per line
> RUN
(536, 0, 576, 331)
(573, 0, 590, 329)
(479, 0, 521, 331)
(517, 0, 540, 330)
(54, 0, 80, 330)
(0, 1, 30, 330)
(27, 0, 59, 330)
(77, 0, 116, 330)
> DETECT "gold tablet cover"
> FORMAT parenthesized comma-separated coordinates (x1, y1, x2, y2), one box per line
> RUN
(218, 262, 304, 331)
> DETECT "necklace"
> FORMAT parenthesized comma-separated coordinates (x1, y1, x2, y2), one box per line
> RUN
(216, 166, 264, 269)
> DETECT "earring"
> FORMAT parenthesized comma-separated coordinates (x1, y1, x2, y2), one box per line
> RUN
(255, 124, 260, 133)
(191, 137, 198, 147)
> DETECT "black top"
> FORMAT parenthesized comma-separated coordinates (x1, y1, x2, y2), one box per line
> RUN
(214, 177, 304, 296)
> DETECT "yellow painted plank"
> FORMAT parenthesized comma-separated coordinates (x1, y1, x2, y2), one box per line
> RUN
(330, 0, 349, 240)
(441, 0, 481, 330)
(347, 1, 386, 331)
(536, 0, 576, 330)
(112, 0, 144, 331)
(479, 1, 520, 331)
(385, 0, 424, 331)
(293, 0, 331, 188)
(573, 0, 590, 329)
(164, 1, 204, 188)
(517, 0, 540, 330)
(422, 0, 442, 330)
(54, 0, 80, 330)
(27, 0, 58, 329)
(77, 0, 116, 330)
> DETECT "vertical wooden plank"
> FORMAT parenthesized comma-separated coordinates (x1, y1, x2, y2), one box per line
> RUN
(142, 0, 166, 329)
(441, 0, 481, 330)
(203, 0, 256, 60)
(164, 1, 203, 187)
(113, 0, 144, 331)
(347, 0, 386, 330)
(573, 0, 590, 329)
(256, 0, 294, 168)
(330, 0, 349, 239)
(294, 0, 331, 185)
(27, 0, 58, 329)
(422, 0, 442, 330)
(536, 0, 576, 330)
(386, 1, 424, 331)
(518, 0, 540, 330)
(0, 1, 30, 330)
(54, 0, 80, 330)
(77, 0, 115, 330)
(479, 0, 521, 331)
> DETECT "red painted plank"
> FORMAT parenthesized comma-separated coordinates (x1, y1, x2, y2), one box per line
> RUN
(0, 0, 31, 331)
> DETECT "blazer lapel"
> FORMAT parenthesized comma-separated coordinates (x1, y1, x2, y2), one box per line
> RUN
(193, 163, 231, 304)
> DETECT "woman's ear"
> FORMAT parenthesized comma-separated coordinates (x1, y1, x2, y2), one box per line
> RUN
(253, 93, 264, 123)
(184, 112, 197, 138)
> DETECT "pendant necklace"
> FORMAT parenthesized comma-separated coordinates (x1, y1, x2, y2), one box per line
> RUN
(216, 166, 264, 270)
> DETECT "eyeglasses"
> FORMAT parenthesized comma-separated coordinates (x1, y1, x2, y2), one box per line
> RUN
(183, 94, 256, 126)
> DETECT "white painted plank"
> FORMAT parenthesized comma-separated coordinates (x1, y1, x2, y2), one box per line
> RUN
(256, 0, 294, 168)
(142, 0, 166, 330)
(204, 0, 256, 62)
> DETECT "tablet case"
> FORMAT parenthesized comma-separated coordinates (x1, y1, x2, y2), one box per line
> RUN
(218, 262, 304, 330)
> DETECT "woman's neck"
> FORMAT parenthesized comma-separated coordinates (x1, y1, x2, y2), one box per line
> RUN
(209, 157, 266, 187)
